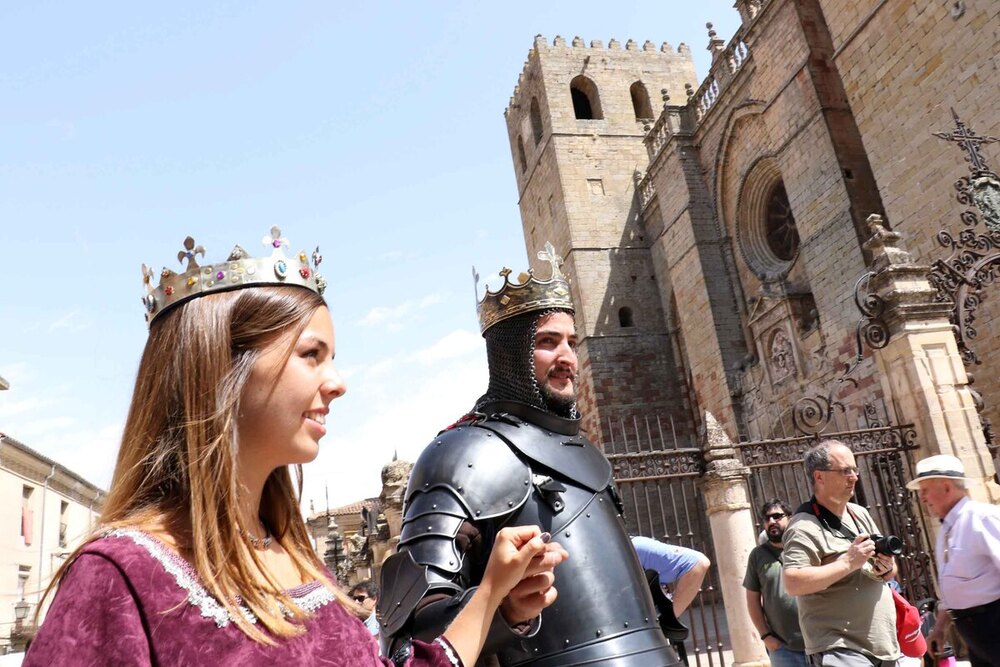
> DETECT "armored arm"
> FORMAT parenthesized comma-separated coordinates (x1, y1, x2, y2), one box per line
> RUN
(378, 424, 535, 660)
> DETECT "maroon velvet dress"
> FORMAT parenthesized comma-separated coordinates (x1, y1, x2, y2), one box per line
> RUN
(25, 530, 460, 667)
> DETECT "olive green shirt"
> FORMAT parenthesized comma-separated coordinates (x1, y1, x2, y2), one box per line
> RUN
(782, 502, 899, 661)
(743, 542, 805, 651)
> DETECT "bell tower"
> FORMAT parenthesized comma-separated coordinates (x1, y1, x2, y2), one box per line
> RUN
(504, 35, 699, 447)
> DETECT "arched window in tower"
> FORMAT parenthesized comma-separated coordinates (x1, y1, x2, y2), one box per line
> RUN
(529, 97, 543, 145)
(517, 136, 527, 173)
(618, 307, 635, 328)
(630, 81, 654, 120)
(570, 75, 603, 120)
(764, 183, 800, 262)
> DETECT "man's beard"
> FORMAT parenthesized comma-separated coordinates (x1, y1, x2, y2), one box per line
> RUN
(766, 525, 785, 544)
(539, 380, 576, 417)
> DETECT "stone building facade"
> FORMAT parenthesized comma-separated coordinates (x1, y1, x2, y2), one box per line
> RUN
(504, 0, 1000, 450)
(306, 459, 411, 590)
(0, 434, 105, 654)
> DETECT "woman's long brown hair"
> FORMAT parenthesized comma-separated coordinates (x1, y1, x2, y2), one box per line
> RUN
(40, 285, 361, 643)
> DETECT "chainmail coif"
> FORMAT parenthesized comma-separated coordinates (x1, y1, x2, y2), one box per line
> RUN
(472, 309, 578, 419)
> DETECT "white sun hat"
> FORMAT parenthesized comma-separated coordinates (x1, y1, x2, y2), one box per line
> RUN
(905, 454, 973, 490)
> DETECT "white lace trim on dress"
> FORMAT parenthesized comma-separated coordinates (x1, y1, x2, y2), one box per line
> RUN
(106, 529, 334, 628)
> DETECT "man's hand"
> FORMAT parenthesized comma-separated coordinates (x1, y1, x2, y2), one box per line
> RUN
(499, 542, 569, 624)
(928, 608, 952, 657)
(843, 534, 875, 571)
(871, 553, 894, 579)
(763, 635, 783, 652)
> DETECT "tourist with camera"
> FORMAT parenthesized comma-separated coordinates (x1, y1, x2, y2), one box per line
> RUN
(782, 440, 900, 666)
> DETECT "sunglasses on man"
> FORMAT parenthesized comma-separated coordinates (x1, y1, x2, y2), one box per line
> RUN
(764, 512, 787, 522)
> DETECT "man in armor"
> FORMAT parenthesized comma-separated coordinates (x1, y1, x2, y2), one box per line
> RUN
(379, 244, 681, 666)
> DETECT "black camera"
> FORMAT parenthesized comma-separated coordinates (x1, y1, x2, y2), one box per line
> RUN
(872, 534, 903, 556)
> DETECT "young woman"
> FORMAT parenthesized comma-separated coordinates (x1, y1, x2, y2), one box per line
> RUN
(24, 231, 566, 666)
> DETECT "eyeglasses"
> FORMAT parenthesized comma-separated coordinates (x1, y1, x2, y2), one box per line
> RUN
(351, 595, 369, 603)
(820, 466, 860, 477)
(764, 512, 786, 522)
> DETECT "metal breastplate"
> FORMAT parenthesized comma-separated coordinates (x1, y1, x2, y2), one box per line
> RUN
(483, 418, 680, 667)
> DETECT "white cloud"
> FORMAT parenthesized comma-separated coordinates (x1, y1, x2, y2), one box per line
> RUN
(356, 294, 444, 328)
(407, 329, 483, 365)
(47, 309, 92, 333)
(0, 396, 49, 419)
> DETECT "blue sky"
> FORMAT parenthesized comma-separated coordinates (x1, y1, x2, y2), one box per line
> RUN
(0, 1, 740, 512)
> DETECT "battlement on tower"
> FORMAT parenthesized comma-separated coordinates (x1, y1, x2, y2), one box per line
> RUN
(505, 34, 695, 116)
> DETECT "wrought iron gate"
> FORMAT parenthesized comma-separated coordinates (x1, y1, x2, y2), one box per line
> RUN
(734, 396, 937, 605)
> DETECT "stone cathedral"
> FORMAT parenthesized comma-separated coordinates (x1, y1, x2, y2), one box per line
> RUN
(502, 0, 1000, 455)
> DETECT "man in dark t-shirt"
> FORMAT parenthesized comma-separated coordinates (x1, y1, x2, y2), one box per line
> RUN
(743, 499, 806, 667)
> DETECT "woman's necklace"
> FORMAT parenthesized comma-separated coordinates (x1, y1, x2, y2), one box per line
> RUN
(245, 520, 273, 549)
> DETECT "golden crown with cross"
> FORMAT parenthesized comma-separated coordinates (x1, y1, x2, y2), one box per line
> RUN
(141, 226, 327, 327)
(475, 241, 574, 334)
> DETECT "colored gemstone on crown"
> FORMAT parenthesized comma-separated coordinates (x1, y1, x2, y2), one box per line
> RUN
(275, 260, 288, 278)
(299, 252, 307, 263)
(299, 268, 310, 279)
(216, 271, 225, 280)
(187, 277, 197, 287)
(164, 286, 174, 296)
(272, 240, 281, 248)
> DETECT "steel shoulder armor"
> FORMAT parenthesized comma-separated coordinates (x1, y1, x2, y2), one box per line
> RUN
(378, 421, 532, 647)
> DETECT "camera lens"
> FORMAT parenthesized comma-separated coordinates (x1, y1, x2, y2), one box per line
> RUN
(873, 534, 903, 556)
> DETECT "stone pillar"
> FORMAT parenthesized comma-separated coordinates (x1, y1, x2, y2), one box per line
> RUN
(698, 412, 768, 667)
(863, 215, 999, 503)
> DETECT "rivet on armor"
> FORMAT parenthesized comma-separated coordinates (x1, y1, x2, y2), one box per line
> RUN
(595, 630, 602, 637)
(644, 617, 649, 622)
(457, 486, 463, 492)
(508, 501, 513, 507)
(449, 560, 454, 566)
(564, 531, 571, 537)
(432, 504, 437, 509)
(524, 480, 529, 485)
(424, 483, 429, 488)
(586, 512, 591, 518)
(468, 462, 473, 468)
(427, 526, 432, 531)
(624, 622, 629, 628)
(475, 510, 481, 516)
(564, 640, 570, 646)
